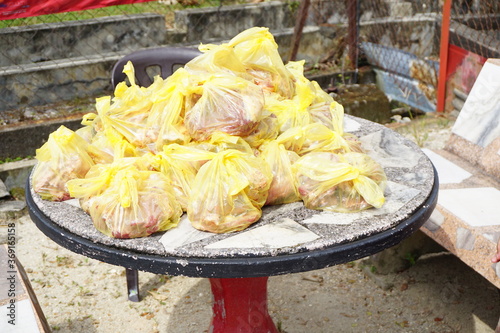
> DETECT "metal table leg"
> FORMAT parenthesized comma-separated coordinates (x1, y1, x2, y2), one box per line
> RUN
(126, 268, 140, 302)
(209, 277, 278, 333)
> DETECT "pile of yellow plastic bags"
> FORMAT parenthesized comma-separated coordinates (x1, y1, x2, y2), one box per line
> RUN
(32, 27, 387, 238)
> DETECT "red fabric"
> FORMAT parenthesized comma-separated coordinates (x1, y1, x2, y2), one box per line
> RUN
(0, 0, 155, 21)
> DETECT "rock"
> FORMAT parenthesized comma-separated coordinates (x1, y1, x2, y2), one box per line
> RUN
(0, 159, 36, 190)
(0, 200, 27, 224)
(23, 107, 37, 120)
(0, 180, 9, 199)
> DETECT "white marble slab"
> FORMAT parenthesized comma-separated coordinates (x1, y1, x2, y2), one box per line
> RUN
(0, 299, 41, 333)
(359, 130, 421, 168)
(204, 218, 319, 249)
(422, 148, 472, 184)
(438, 187, 500, 227)
(160, 215, 215, 251)
(302, 181, 421, 225)
(452, 59, 500, 148)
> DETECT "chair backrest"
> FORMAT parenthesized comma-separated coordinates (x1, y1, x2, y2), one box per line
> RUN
(111, 47, 202, 88)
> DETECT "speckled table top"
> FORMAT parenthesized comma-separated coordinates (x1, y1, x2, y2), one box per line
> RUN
(27, 116, 436, 264)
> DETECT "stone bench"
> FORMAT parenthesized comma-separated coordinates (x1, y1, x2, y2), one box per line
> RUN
(420, 60, 500, 333)
(420, 59, 500, 292)
(363, 58, 500, 329)
(421, 146, 500, 289)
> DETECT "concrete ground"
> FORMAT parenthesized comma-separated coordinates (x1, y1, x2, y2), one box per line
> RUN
(6, 211, 500, 333)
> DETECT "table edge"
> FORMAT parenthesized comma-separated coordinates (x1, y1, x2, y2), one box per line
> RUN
(25, 166, 438, 278)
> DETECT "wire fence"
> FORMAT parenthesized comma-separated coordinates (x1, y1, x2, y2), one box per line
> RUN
(353, 0, 499, 113)
(1, 0, 279, 123)
(0, 0, 498, 124)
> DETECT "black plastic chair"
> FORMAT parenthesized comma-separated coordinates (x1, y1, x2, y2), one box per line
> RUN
(111, 46, 201, 302)
(112, 46, 202, 88)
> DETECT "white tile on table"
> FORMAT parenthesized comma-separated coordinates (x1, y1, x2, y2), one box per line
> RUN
(160, 215, 215, 251)
(302, 212, 357, 225)
(204, 218, 319, 249)
(438, 187, 500, 227)
(0, 299, 41, 333)
(344, 117, 361, 132)
(359, 130, 422, 168)
(62, 198, 81, 208)
(422, 148, 472, 184)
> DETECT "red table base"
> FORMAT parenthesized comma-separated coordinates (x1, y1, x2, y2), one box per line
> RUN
(209, 277, 279, 333)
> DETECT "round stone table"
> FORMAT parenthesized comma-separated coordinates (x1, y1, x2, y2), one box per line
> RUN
(26, 116, 438, 333)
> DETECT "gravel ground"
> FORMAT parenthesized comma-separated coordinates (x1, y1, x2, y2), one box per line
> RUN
(11, 113, 500, 333)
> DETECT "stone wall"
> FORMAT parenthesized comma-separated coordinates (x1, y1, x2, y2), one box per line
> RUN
(0, 2, 335, 113)
(171, 1, 294, 43)
(0, 13, 166, 67)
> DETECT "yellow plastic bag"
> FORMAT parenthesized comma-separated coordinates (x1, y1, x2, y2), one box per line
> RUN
(264, 92, 313, 133)
(158, 144, 216, 211)
(32, 126, 94, 201)
(293, 152, 387, 212)
(259, 140, 300, 205)
(187, 149, 272, 233)
(185, 45, 249, 78)
(241, 113, 280, 149)
(67, 158, 139, 212)
(71, 164, 182, 238)
(229, 27, 295, 98)
(189, 131, 254, 155)
(276, 123, 363, 156)
(95, 62, 161, 149)
(95, 169, 181, 239)
(86, 128, 138, 165)
(147, 68, 192, 152)
(184, 75, 265, 141)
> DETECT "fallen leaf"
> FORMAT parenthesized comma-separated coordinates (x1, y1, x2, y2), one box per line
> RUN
(395, 320, 409, 327)
(148, 290, 168, 301)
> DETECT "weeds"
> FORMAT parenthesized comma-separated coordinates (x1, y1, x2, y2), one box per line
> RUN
(0, 156, 31, 164)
